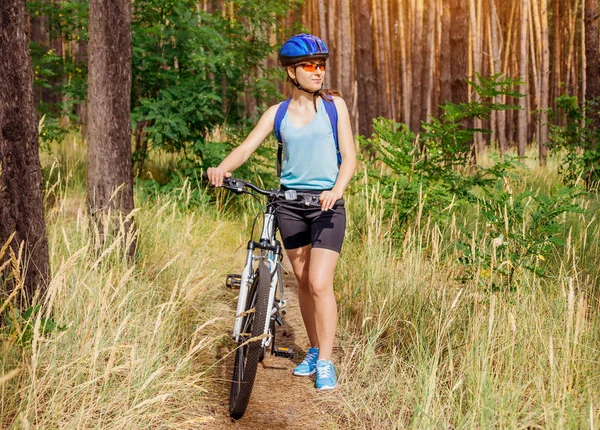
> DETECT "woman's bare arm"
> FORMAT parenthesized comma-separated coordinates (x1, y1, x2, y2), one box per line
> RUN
(207, 104, 279, 186)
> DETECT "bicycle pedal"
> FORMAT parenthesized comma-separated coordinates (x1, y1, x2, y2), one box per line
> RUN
(225, 274, 241, 289)
(272, 347, 295, 359)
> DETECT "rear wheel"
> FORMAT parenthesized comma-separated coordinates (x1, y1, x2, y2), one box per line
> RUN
(229, 262, 271, 419)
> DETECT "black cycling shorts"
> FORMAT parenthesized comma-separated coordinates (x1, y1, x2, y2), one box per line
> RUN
(275, 191, 346, 254)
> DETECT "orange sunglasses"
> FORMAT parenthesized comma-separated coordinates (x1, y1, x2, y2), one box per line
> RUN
(297, 62, 327, 72)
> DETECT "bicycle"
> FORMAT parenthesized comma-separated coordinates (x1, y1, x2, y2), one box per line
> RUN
(204, 174, 338, 419)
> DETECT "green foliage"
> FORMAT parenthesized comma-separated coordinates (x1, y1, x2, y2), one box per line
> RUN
(457, 182, 584, 290)
(130, 0, 300, 170)
(362, 74, 524, 231)
(27, 0, 88, 145)
(27, 0, 301, 167)
(362, 74, 587, 288)
(2, 305, 67, 347)
(548, 95, 600, 188)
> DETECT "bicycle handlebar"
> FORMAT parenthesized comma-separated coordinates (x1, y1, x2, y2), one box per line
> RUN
(202, 173, 342, 208)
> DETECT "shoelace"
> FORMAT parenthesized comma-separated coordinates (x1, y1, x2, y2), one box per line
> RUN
(302, 350, 319, 365)
(317, 363, 331, 378)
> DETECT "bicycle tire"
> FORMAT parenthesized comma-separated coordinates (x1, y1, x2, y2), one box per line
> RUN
(229, 261, 271, 419)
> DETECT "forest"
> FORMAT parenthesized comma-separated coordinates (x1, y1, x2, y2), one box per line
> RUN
(1, 0, 600, 428)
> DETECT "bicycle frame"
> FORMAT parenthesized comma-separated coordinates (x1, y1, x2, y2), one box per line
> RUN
(232, 200, 284, 347)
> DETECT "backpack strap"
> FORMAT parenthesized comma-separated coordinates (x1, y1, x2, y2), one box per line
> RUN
(274, 99, 291, 177)
(322, 98, 341, 165)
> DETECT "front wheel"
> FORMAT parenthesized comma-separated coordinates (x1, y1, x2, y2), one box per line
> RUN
(229, 262, 271, 419)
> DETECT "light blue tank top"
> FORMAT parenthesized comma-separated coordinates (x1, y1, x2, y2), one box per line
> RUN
(279, 99, 339, 190)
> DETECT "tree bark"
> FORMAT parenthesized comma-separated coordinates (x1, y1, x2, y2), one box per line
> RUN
(470, 0, 484, 151)
(585, 0, 600, 107)
(489, 0, 507, 155)
(353, 0, 377, 136)
(399, 0, 411, 125)
(410, 0, 424, 133)
(421, 0, 436, 123)
(338, 0, 353, 105)
(86, 0, 135, 247)
(439, 0, 452, 106)
(518, 0, 529, 156)
(450, 0, 469, 105)
(0, 0, 50, 302)
(539, 0, 550, 165)
(551, 0, 562, 107)
(585, 0, 600, 187)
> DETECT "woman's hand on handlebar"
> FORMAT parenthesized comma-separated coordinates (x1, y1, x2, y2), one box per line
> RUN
(206, 167, 231, 187)
(319, 190, 342, 211)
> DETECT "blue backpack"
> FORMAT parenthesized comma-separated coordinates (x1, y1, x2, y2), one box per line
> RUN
(273, 98, 341, 177)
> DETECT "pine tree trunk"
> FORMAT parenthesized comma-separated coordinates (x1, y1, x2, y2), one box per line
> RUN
(353, 0, 377, 136)
(470, 0, 484, 152)
(530, 0, 541, 148)
(585, 0, 600, 106)
(450, 0, 469, 105)
(539, 0, 551, 165)
(439, 0, 452, 106)
(585, 0, 600, 186)
(410, 0, 424, 133)
(86, 0, 135, 248)
(421, 0, 436, 123)
(0, 0, 50, 302)
(518, 0, 529, 156)
(338, 0, 353, 107)
(551, 0, 562, 107)
(489, 0, 507, 155)
(399, 0, 411, 125)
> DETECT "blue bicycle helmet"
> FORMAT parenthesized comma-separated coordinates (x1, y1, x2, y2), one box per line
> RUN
(279, 34, 329, 67)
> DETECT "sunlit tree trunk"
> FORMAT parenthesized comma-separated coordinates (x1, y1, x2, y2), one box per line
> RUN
(399, 0, 411, 125)
(439, 0, 451, 106)
(518, 0, 529, 156)
(470, 0, 484, 151)
(326, 0, 336, 91)
(86, 0, 135, 249)
(489, 0, 507, 155)
(566, 0, 581, 96)
(0, 0, 50, 302)
(354, 0, 378, 136)
(338, 0, 354, 123)
(421, 0, 436, 123)
(585, 0, 600, 107)
(381, 0, 394, 119)
(450, 0, 469, 105)
(551, 0, 562, 106)
(539, 0, 550, 165)
(585, 0, 600, 186)
(410, 0, 424, 133)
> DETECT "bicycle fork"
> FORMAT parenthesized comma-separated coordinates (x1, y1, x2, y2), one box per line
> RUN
(231, 211, 283, 344)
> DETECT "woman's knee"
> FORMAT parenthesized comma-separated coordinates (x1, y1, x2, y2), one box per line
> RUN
(308, 279, 333, 298)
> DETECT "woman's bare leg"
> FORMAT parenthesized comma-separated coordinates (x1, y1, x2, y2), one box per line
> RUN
(307, 247, 339, 361)
(285, 245, 318, 348)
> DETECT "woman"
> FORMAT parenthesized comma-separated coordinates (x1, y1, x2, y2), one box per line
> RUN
(207, 33, 356, 391)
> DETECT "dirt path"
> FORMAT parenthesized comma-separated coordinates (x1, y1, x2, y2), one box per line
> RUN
(206, 261, 341, 429)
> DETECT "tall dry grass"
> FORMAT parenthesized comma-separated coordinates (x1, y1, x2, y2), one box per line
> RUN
(2, 138, 599, 428)
(1, 137, 244, 428)
(334, 162, 600, 428)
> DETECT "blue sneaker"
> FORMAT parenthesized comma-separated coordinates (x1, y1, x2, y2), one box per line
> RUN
(293, 347, 319, 376)
(315, 359, 337, 391)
